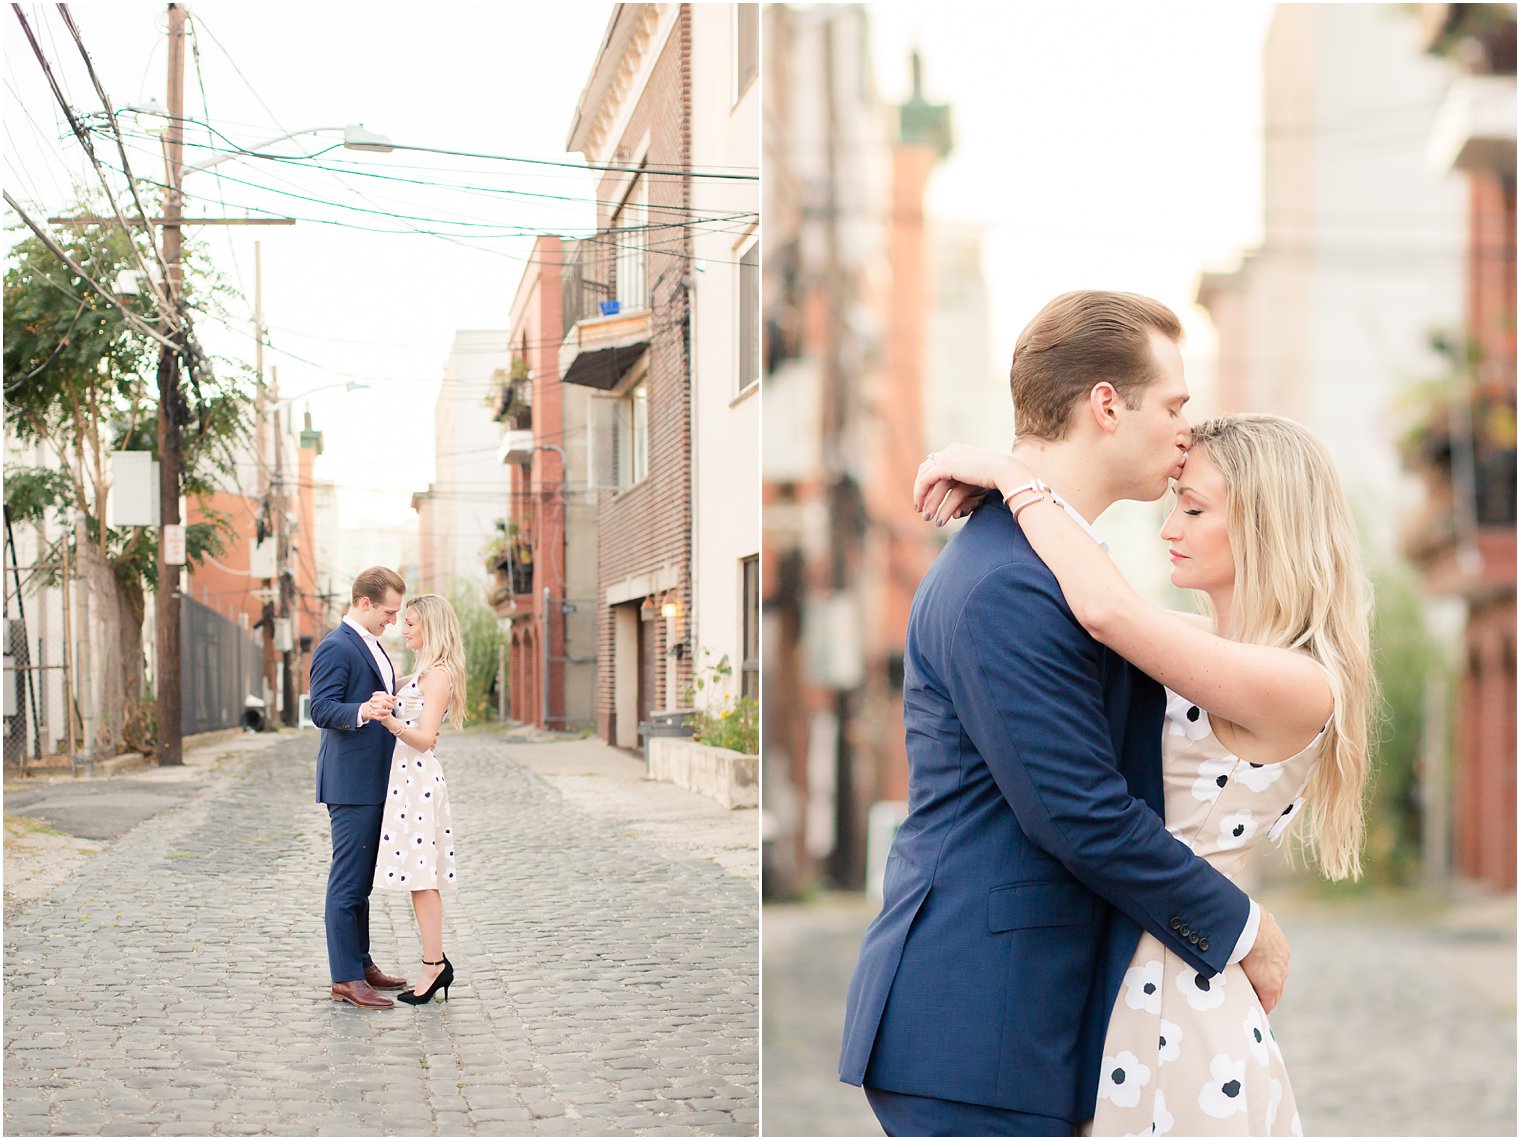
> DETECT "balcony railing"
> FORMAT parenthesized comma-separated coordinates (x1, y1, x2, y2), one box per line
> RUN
(561, 239, 615, 330)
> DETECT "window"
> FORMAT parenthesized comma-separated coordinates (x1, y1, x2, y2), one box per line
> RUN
(738, 240, 759, 392)
(741, 555, 759, 700)
(614, 379, 649, 489)
(735, 4, 759, 100)
(613, 174, 646, 311)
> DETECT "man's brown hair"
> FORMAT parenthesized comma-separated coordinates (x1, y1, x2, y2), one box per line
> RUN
(351, 566, 405, 607)
(1010, 290, 1184, 441)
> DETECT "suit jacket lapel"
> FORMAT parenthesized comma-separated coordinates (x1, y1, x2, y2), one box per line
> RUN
(342, 622, 393, 693)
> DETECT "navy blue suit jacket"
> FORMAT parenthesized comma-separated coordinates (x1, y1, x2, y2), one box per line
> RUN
(310, 622, 396, 806)
(840, 494, 1251, 1121)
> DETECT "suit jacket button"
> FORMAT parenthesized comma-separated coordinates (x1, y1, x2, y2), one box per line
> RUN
(1170, 917, 1182, 930)
(1179, 924, 1191, 938)
(1199, 938, 1210, 952)
(1189, 932, 1200, 945)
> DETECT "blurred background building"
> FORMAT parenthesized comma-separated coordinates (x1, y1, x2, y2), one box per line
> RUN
(763, 5, 995, 897)
(761, 2, 1516, 903)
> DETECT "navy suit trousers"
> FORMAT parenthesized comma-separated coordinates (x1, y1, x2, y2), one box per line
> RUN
(325, 803, 384, 982)
(865, 1086, 1074, 1137)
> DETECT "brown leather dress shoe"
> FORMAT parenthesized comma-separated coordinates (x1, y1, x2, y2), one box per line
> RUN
(363, 964, 407, 990)
(330, 979, 394, 1009)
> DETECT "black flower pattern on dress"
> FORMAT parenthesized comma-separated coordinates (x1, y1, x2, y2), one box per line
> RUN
(371, 673, 457, 892)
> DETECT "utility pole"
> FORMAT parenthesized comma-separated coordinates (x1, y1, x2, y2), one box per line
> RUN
(154, 1, 187, 766)
(36, 6, 304, 758)
(258, 271, 277, 722)
(274, 372, 296, 727)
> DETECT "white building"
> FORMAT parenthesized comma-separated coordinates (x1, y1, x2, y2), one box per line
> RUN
(1196, 4, 1467, 558)
(690, 3, 761, 706)
(411, 330, 513, 597)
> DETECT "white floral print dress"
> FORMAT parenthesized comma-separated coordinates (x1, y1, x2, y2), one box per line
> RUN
(372, 674, 457, 892)
(1091, 689, 1325, 1137)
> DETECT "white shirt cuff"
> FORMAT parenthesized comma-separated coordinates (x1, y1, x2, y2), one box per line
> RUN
(1227, 899, 1261, 964)
(356, 707, 366, 729)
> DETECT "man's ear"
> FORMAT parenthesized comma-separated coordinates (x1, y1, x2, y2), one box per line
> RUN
(1087, 382, 1122, 436)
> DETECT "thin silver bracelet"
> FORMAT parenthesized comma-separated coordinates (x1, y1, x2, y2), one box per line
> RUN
(1011, 492, 1049, 525)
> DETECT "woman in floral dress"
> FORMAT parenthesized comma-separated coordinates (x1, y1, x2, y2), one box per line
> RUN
(370, 593, 467, 1005)
(915, 415, 1374, 1135)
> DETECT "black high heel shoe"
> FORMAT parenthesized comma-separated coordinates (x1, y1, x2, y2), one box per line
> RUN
(396, 955, 454, 1005)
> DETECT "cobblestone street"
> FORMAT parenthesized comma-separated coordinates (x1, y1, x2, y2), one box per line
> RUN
(4, 730, 758, 1136)
(762, 889, 1516, 1137)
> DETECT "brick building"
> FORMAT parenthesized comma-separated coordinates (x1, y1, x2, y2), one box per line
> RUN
(1407, 3, 1517, 890)
(492, 235, 598, 729)
(561, 4, 698, 748)
(761, 7, 954, 896)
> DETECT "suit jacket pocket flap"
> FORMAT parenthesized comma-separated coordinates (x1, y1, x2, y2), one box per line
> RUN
(987, 881, 1094, 932)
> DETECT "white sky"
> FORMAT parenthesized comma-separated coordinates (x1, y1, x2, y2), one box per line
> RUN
(868, 1, 1277, 412)
(864, 1, 1278, 590)
(4, 2, 612, 527)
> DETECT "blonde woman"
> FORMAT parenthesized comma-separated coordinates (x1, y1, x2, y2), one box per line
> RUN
(370, 593, 468, 1005)
(914, 414, 1373, 1136)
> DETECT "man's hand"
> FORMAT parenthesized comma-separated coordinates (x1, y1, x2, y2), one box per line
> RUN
(1239, 907, 1290, 1013)
(360, 692, 396, 723)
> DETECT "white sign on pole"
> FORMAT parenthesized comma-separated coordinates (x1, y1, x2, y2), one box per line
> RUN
(108, 451, 160, 527)
(163, 524, 186, 566)
(248, 540, 276, 579)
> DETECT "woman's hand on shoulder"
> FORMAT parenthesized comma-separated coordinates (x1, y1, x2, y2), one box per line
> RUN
(914, 444, 1029, 527)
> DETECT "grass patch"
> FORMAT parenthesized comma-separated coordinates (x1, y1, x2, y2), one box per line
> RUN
(3, 814, 64, 852)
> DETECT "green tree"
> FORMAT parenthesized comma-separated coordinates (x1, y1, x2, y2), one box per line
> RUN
(4, 206, 253, 756)
(445, 584, 508, 723)
(1361, 562, 1439, 886)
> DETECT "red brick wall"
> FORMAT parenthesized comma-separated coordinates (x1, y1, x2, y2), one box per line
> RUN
(594, 11, 694, 743)
(504, 234, 569, 727)
(1469, 170, 1517, 386)
(186, 489, 263, 631)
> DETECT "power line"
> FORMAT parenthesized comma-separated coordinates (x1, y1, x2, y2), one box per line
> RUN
(10, 3, 179, 330)
(56, 3, 178, 323)
(118, 116, 731, 218)
(4, 189, 178, 350)
(94, 141, 755, 240)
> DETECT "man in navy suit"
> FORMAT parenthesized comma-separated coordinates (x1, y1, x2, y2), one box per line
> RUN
(840, 292, 1291, 1135)
(310, 566, 409, 1009)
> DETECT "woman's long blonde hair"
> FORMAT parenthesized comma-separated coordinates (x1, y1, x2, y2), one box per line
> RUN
(1190, 414, 1376, 881)
(406, 594, 467, 731)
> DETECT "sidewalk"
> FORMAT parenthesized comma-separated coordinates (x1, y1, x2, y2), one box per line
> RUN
(4, 724, 758, 1136)
(762, 887, 1516, 1138)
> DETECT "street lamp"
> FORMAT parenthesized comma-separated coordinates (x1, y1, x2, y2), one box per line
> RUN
(183, 123, 395, 174)
(122, 104, 395, 174)
(277, 380, 371, 404)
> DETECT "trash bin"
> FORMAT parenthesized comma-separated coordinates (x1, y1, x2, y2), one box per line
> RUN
(242, 693, 266, 733)
(638, 708, 695, 770)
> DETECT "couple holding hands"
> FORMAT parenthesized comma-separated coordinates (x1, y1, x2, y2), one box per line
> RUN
(309, 568, 469, 1011)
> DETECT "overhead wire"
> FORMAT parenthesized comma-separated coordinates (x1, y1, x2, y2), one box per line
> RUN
(94, 135, 755, 242)
(184, 10, 251, 315)
(13, 4, 180, 332)
(4, 189, 178, 350)
(4, 297, 88, 391)
(136, 116, 750, 219)
(56, 3, 179, 320)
